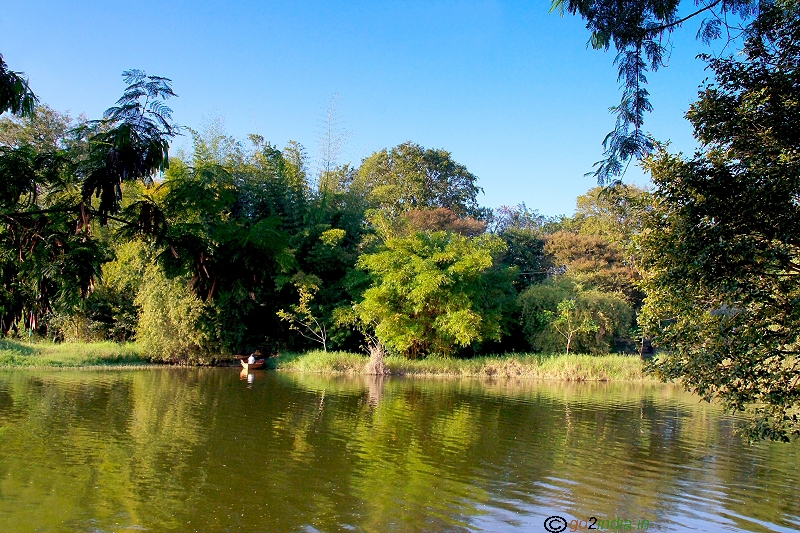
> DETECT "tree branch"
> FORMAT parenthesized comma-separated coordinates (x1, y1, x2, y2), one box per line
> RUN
(645, 0, 725, 35)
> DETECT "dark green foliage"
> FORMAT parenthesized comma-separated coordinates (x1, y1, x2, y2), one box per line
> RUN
(132, 129, 371, 354)
(519, 280, 632, 354)
(639, 2, 800, 440)
(490, 204, 551, 288)
(0, 70, 177, 339)
(0, 63, 646, 368)
(154, 142, 294, 352)
(498, 227, 549, 288)
(0, 54, 37, 117)
(80, 70, 178, 223)
(0, 142, 107, 334)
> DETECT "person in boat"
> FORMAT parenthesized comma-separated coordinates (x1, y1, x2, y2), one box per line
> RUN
(247, 354, 256, 364)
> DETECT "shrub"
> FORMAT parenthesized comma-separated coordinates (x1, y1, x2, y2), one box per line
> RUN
(519, 280, 632, 354)
(134, 264, 212, 362)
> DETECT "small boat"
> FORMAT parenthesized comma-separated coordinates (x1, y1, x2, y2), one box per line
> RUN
(241, 359, 265, 370)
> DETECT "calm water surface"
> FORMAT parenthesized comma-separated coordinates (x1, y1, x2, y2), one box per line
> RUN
(0, 369, 797, 533)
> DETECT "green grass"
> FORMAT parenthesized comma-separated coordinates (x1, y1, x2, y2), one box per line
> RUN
(0, 340, 651, 381)
(0, 339, 149, 368)
(271, 350, 653, 381)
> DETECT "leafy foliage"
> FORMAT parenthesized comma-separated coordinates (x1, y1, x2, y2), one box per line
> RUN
(0, 70, 177, 338)
(0, 53, 37, 117)
(519, 280, 632, 354)
(353, 142, 488, 219)
(401, 207, 487, 237)
(0, 105, 78, 150)
(134, 262, 211, 362)
(545, 299, 600, 355)
(277, 277, 329, 351)
(572, 185, 649, 244)
(638, 2, 800, 440)
(80, 70, 178, 223)
(0, 63, 646, 367)
(349, 231, 514, 357)
(545, 230, 641, 305)
(150, 137, 296, 352)
(0, 142, 107, 334)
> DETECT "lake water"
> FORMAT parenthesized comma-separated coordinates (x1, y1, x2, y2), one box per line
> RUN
(0, 369, 797, 533)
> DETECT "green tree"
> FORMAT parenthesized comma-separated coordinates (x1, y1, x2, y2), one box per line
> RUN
(638, 3, 800, 440)
(147, 138, 293, 352)
(80, 69, 178, 222)
(348, 231, 514, 358)
(135, 262, 212, 362)
(545, 230, 641, 305)
(572, 185, 650, 245)
(277, 276, 329, 351)
(0, 70, 177, 337)
(0, 142, 106, 336)
(519, 280, 632, 354)
(353, 142, 487, 220)
(138, 125, 368, 354)
(0, 104, 78, 150)
(489, 204, 551, 289)
(546, 299, 600, 355)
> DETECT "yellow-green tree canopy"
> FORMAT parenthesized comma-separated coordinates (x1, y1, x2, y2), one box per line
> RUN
(349, 231, 514, 358)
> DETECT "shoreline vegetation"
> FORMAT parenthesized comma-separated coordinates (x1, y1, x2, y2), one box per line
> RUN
(0, 340, 653, 381)
(0, 339, 149, 368)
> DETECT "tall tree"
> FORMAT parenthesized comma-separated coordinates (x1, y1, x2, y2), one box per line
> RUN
(0, 70, 177, 335)
(80, 69, 178, 224)
(572, 185, 650, 245)
(353, 142, 488, 220)
(638, 2, 800, 440)
(348, 231, 514, 358)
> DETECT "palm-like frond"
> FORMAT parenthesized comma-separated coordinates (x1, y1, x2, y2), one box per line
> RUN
(0, 54, 38, 117)
(83, 70, 178, 222)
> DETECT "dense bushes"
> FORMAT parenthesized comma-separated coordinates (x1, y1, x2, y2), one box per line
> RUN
(134, 264, 211, 362)
(518, 281, 632, 354)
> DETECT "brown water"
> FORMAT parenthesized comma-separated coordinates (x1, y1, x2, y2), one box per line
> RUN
(0, 369, 797, 533)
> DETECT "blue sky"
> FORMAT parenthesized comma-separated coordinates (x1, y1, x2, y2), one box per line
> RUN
(2, 1, 721, 216)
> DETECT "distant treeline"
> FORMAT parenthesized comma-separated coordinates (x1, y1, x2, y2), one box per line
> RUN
(0, 100, 648, 361)
(3, 3, 800, 439)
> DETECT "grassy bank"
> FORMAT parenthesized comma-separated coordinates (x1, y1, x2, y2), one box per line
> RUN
(0, 340, 651, 381)
(270, 350, 653, 381)
(0, 339, 148, 368)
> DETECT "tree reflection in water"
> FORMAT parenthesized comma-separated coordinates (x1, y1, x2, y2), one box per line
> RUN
(0, 369, 797, 533)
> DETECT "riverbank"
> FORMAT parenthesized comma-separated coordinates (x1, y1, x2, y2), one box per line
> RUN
(269, 350, 653, 381)
(0, 339, 149, 368)
(0, 340, 652, 381)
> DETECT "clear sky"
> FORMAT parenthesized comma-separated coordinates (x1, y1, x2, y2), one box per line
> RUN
(1, 0, 722, 216)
